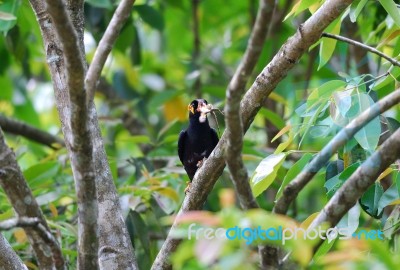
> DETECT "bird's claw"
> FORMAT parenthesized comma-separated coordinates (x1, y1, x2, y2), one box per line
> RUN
(184, 182, 191, 194)
(197, 157, 206, 168)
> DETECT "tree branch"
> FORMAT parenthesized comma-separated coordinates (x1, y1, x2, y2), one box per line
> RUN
(29, 1, 139, 268)
(0, 115, 64, 149)
(151, 1, 353, 269)
(224, 0, 277, 266)
(308, 127, 400, 230)
(191, 0, 201, 98)
(274, 87, 400, 215)
(0, 127, 65, 270)
(225, 0, 275, 210)
(43, 1, 98, 269)
(86, 0, 136, 103)
(0, 234, 28, 270)
(0, 217, 61, 256)
(0, 217, 41, 230)
(321, 32, 400, 67)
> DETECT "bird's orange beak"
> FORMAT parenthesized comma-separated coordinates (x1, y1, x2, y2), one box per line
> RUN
(188, 104, 195, 114)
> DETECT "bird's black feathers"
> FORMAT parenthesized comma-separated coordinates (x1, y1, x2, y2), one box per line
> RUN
(178, 99, 219, 180)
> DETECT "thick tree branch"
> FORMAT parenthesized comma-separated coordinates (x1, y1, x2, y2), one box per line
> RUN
(224, 0, 277, 267)
(0, 127, 65, 270)
(44, 1, 98, 269)
(274, 87, 400, 215)
(0, 234, 28, 270)
(322, 32, 400, 67)
(152, 1, 353, 269)
(308, 127, 400, 230)
(225, 0, 275, 210)
(0, 115, 64, 149)
(29, 1, 138, 269)
(86, 0, 135, 103)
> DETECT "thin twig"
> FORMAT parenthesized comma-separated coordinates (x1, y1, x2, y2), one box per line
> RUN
(274, 88, 400, 215)
(86, 0, 136, 104)
(321, 32, 400, 67)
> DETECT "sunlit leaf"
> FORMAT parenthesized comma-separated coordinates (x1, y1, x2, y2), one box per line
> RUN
(318, 17, 341, 70)
(250, 153, 286, 197)
(349, 0, 368, 22)
(0, 10, 16, 21)
(274, 132, 293, 154)
(379, 0, 400, 27)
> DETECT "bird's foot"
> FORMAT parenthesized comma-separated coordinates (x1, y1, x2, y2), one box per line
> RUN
(197, 157, 207, 168)
(184, 182, 191, 194)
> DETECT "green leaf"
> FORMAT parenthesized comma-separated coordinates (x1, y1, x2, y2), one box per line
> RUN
(378, 182, 400, 215)
(0, 10, 16, 21)
(284, 0, 320, 20)
(0, 76, 12, 100)
(130, 24, 142, 66)
(250, 153, 286, 197)
(23, 161, 61, 188)
(307, 80, 346, 108)
(0, 0, 21, 33)
(379, 0, 400, 27)
(336, 203, 360, 234)
(371, 67, 400, 91)
(353, 93, 381, 151)
(259, 108, 285, 129)
(313, 238, 336, 261)
(276, 153, 313, 200)
(360, 182, 384, 218)
(135, 5, 165, 31)
(349, 0, 368, 23)
(324, 162, 360, 199)
(386, 117, 400, 134)
(318, 17, 341, 70)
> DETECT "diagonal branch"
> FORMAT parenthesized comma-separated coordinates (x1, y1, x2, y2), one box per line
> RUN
(321, 32, 400, 67)
(0, 127, 65, 270)
(224, 0, 277, 267)
(86, 0, 136, 103)
(151, 1, 353, 269)
(274, 87, 400, 215)
(225, 0, 275, 210)
(44, 0, 98, 269)
(308, 127, 400, 230)
(0, 234, 28, 270)
(0, 115, 64, 149)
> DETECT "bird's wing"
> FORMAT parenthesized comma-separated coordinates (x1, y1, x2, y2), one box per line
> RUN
(178, 130, 187, 164)
(210, 128, 219, 149)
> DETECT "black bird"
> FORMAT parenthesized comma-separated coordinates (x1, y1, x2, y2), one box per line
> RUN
(178, 99, 219, 192)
